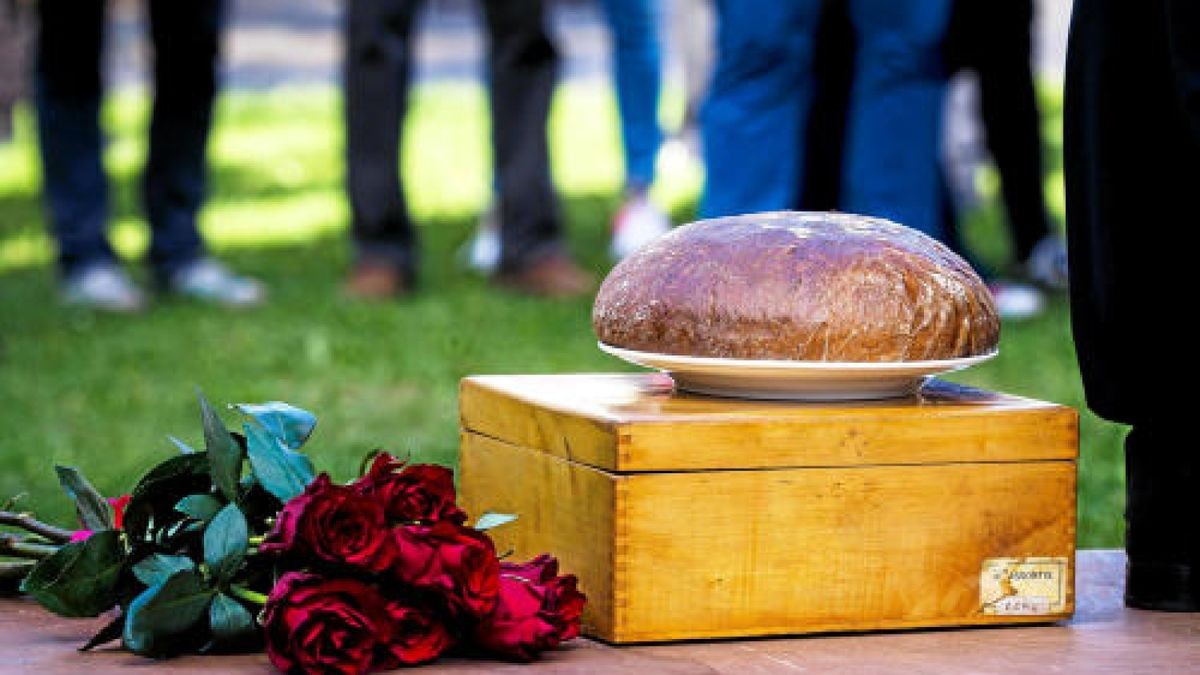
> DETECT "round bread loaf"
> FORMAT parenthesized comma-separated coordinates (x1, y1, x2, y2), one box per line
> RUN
(593, 211, 1000, 362)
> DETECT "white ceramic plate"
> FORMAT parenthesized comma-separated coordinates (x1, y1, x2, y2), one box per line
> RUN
(598, 342, 997, 401)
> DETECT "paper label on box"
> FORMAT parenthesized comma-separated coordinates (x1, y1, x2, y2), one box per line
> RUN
(980, 557, 1068, 615)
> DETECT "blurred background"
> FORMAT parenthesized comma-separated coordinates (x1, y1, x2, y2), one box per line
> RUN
(1, 0, 1122, 546)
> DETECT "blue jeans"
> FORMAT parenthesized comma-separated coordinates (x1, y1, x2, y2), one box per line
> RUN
(34, 0, 222, 279)
(599, 0, 663, 191)
(701, 0, 822, 218)
(701, 0, 952, 242)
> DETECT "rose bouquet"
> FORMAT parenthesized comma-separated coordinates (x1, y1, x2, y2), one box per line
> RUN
(0, 395, 584, 672)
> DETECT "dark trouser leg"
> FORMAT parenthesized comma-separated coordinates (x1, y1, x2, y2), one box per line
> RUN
(1065, 0, 1199, 609)
(1124, 424, 1199, 610)
(799, 0, 854, 212)
(973, 0, 1050, 263)
(144, 0, 223, 280)
(344, 0, 420, 277)
(481, 0, 564, 271)
(34, 0, 113, 277)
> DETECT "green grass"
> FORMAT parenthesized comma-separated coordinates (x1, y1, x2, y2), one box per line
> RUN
(0, 83, 1124, 548)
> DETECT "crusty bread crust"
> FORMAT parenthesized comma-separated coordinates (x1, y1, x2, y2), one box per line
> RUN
(593, 211, 1000, 362)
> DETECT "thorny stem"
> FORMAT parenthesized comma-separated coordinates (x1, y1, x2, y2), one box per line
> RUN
(0, 510, 73, 543)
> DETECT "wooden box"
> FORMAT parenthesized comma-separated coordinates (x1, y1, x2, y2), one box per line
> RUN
(458, 374, 1078, 643)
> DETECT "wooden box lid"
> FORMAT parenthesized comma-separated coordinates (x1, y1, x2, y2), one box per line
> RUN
(459, 373, 1078, 472)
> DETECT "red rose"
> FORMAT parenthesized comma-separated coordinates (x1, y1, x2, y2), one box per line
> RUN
(353, 454, 466, 525)
(500, 554, 558, 584)
(262, 572, 394, 675)
(540, 575, 586, 642)
(474, 557, 586, 661)
(392, 521, 500, 618)
(382, 596, 455, 666)
(261, 474, 394, 572)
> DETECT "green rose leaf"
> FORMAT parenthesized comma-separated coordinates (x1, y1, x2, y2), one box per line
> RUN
(245, 422, 314, 503)
(131, 553, 195, 587)
(54, 465, 113, 532)
(203, 503, 248, 583)
(175, 494, 222, 522)
(199, 392, 244, 503)
(122, 569, 214, 657)
(234, 402, 317, 450)
(209, 592, 256, 644)
(474, 512, 518, 531)
(123, 452, 212, 544)
(80, 611, 126, 651)
(20, 530, 124, 618)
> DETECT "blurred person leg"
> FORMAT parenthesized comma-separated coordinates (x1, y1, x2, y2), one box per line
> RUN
(1065, 0, 1199, 610)
(33, 3, 114, 273)
(599, 0, 670, 258)
(146, 0, 262, 306)
(482, 0, 594, 297)
(842, 0, 952, 241)
(964, 0, 1065, 289)
(35, 0, 144, 311)
(700, 0, 822, 218)
(798, 0, 854, 212)
(344, 0, 421, 297)
(656, 0, 712, 173)
(673, 0, 713, 140)
(1, 0, 32, 143)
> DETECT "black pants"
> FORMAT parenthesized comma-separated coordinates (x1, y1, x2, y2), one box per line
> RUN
(1065, 0, 1199, 604)
(345, 0, 563, 276)
(945, 0, 1050, 263)
(34, 0, 221, 278)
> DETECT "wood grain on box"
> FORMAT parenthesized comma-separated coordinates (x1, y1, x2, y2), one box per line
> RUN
(460, 374, 1078, 472)
(459, 374, 1079, 643)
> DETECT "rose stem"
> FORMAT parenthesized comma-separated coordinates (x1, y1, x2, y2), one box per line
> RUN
(0, 533, 59, 559)
(0, 511, 73, 543)
(0, 561, 35, 580)
(229, 584, 269, 606)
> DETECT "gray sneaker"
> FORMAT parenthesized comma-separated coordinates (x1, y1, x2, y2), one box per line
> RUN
(1026, 235, 1069, 290)
(166, 258, 266, 308)
(61, 263, 147, 313)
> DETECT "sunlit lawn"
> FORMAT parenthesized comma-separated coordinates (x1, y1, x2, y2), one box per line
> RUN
(0, 83, 1124, 547)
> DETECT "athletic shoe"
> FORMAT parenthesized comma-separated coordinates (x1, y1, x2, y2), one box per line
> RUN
(989, 280, 1044, 320)
(611, 194, 670, 260)
(1026, 234, 1069, 290)
(166, 258, 266, 308)
(464, 205, 502, 273)
(61, 263, 147, 313)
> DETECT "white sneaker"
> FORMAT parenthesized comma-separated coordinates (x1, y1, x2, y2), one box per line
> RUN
(989, 281, 1045, 320)
(61, 263, 147, 313)
(463, 205, 502, 273)
(1026, 235, 1069, 290)
(611, 195, 670, 260)
(167, 258, 266, 308)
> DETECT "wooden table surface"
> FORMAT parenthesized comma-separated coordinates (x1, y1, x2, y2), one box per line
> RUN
(1, 550, 1196, 674)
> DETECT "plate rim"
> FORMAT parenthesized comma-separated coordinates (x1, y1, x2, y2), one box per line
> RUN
(597, 342, 998, 372)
